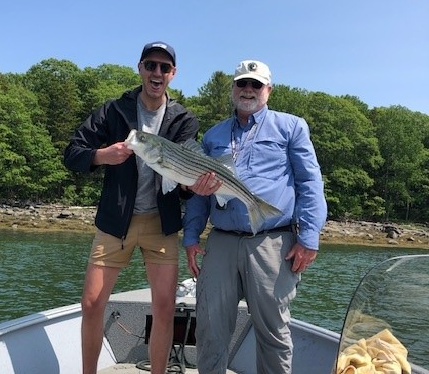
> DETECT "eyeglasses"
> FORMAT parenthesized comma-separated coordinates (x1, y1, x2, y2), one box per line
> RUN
(235, 79, 264, 89)
(142, 60, 174, 74)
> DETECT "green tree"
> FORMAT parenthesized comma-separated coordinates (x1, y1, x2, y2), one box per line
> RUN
(371, 106, 428, 221)
(414, 114, 429, 221)
(168, 87, 187, 105)
(78, 64, 141, 116)
(410, 146, 429, 221)
(25, 59, 84, 152)
(341, 95, 370, 117)
(2, 58, 429, 223)
(268, 84, 309, 117)
(305, 92, 383, 219)
(0, 76, 67, 200)
(190, 71, 233, 134)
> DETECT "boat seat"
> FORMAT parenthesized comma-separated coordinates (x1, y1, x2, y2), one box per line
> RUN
(138, 303, 196, 373)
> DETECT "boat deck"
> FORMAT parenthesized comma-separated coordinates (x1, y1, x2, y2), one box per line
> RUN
(98, 363, 237, 373)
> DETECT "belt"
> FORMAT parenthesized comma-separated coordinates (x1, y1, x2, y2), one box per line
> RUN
(215, 224, 296, 237)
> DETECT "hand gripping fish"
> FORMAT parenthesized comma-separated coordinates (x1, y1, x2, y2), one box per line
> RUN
(125, 129, 282, 235)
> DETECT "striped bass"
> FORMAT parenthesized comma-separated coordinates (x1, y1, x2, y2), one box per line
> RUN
(125, 129, 282, 235)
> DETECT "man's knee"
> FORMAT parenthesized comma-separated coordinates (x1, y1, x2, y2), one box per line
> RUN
(81, 295, 106, 317)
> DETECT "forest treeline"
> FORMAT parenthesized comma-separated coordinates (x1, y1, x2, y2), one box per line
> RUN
(1, 58, 429, 222)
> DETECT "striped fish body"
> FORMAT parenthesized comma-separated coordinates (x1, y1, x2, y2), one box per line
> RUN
(125, 130, 282, 234)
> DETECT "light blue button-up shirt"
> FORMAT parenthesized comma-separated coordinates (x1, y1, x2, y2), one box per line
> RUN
(183, 105, 327, 250)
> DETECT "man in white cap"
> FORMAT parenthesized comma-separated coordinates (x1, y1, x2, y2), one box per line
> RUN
(183, 60, 327, 373)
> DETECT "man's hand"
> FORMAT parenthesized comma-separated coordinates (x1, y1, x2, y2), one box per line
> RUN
(186, 244, 206, 277)
(188, 172, 222, 196)
(93, 142, 134, 166)
(285, 242, 317, 273)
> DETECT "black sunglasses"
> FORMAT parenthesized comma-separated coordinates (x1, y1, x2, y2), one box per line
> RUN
(235, 79, 264, 89)
(142, 60, 173, 74)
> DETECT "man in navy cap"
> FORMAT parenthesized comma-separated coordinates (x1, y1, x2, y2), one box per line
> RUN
(64, 41, 199, 374)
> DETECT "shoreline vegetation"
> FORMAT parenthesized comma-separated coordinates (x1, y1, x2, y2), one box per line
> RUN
(1, 203, 428, 250)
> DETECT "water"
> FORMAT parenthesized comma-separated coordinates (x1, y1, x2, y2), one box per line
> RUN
(0, 229, 427, 335)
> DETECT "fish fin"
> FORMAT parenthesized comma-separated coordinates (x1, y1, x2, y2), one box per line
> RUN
(162, 177, 178, 194)
(248, 197, 283, 235)
(182, 139, 205, 155)
(214, 194, 235, 207)
(181, 141, 238, 177)
(215, 154, 238, 176)
(180, 141, 238, 177)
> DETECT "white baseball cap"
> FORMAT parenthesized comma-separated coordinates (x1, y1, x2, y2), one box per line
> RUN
(233, 60, 271, 85)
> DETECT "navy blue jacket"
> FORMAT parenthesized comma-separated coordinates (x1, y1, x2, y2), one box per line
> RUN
(64, 86, 199, 238)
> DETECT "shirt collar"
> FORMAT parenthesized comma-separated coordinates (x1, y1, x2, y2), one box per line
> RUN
(234, 105, 268, 128)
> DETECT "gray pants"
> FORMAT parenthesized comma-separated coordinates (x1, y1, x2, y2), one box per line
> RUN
(195, 229, 300, 374)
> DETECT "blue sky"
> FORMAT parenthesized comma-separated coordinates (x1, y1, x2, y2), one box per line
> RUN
(1, 0, 428, 114)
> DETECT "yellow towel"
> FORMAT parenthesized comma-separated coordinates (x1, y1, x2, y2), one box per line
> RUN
(336, 329, 411, 374)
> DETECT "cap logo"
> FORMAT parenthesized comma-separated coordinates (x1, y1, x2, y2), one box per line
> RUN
(152, 43, 167, 49)
(248, 62, 257, 71)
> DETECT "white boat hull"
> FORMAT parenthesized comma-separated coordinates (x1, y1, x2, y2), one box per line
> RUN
(0, 288, 340, 374)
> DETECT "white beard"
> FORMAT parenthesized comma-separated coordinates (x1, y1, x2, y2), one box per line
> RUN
(235, 98, 259, 112)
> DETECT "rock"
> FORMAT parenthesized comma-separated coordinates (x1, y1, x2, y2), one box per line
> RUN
(387, 231, 398, 239)
(57, 210, 72, 219)
(0, 204, 428, 249)
(383, 225, 401, 235)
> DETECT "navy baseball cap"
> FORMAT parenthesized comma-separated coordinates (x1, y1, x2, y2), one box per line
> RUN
(140, 41, 176, 66)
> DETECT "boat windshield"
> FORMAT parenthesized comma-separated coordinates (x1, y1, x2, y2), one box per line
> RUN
(335, 254, 429, 374)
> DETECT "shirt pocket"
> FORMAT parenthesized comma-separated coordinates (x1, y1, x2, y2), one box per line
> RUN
(248, 139, 289, 178)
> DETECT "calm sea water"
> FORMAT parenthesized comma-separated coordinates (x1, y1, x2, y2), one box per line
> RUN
(0, 229, 427, 334)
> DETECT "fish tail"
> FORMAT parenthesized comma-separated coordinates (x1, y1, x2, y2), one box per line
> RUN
(248, 198, 283, 235)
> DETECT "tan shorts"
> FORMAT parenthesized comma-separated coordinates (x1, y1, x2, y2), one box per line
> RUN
(89, 213, 179, 268)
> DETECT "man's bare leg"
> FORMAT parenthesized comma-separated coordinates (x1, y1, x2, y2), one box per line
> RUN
(81, 263, 120, 374)
(146, 263, 178, 374)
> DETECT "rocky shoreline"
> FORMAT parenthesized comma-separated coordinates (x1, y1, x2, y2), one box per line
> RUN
(1, 203, 429, 249)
